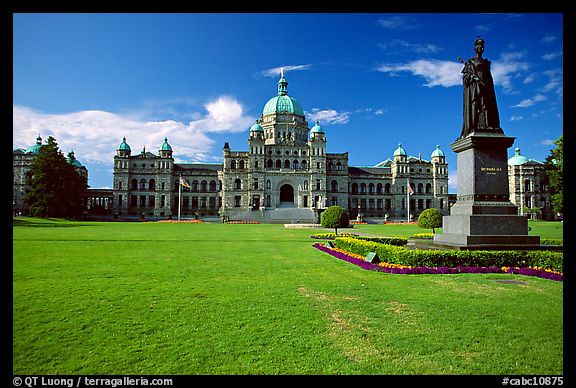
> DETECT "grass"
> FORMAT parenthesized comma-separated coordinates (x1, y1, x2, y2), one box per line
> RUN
(13, 218, 563, 375)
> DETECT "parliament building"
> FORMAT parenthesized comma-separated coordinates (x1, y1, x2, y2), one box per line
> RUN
(111, 73, 450, 222)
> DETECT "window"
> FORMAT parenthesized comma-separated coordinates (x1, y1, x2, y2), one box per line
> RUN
(418, 183, 423, 194)
(385, 199, 391, 210)
(239, 160, 245, 169)
(266, 179, 271, 190)
(293, 160, 299, 169)
(183, 197, 189, 209)
(276, 159, 282, 168)
(385, 183, 391, 194)
(284, 159, 291, 168)
(328, 162, 334, 171)
(130, 195, 138, 208)
(331, 180, 338, 192)
(254, 160, 259, 169)
(131, 179, 138, 190)
(192, 180, 198, 192)
(316, 179, 321, 191)
(235, 179, 242, 190)
(192, 197, 198, 209)
(118, 194, 123, 207)
(267, 159, 273, 168)
(118, 181, 123, 190)
(368, 183, 375, 194)
(140, 179, 147, 190)
(149, 179, 156, 191)
(253, 178, 259, 190)
(209, 180, 217, 192)
(426, 183, 432, 194)
(351, 183, 358, 194)
(140, 195, 146, 207)
(377, 199, 383, 210)
(301, 160, 307, 170)
(376, 183, 382, 194)
(235, 196, 241, 207)
(426, 199, 431, 209)
(360, 183, 366, 194)
(336, 162, 342, 170)
(303, 180, 308, 190)
(209, 197, 216, 209)
(160, 195, 165, 208)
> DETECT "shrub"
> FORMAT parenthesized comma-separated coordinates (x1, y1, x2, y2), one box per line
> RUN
(332, 237, 563, 272)
(352, 236, 408, 246)
(410, 233, 434, 239)
(311, 232, 358, 240)
(320, 206, 350, 235)
(417, 208, 443, 233)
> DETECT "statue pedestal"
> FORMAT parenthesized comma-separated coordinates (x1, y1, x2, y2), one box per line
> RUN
(434, 132, 540, 249)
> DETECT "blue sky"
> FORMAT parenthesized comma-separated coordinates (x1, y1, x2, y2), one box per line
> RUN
(13, 13, 563, 191)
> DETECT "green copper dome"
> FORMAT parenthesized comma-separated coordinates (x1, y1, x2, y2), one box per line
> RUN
(310, 120, 324, 133)
(161, 137, 172, 151)
(117, 137, 131, 151)
(431, 144, 445, 158)
(25, 135, 43, 154)
(508, 147, 529, 166)
(66, 150, 83, 167)
(250, 120, 264, 132)
(262, 73, 304, 116)
(393, 143, 406, 156)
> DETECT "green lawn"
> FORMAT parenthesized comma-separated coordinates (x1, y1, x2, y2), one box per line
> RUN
(13, 218, 563, 375)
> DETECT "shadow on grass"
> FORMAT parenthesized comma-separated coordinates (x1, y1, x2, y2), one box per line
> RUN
(12, 218, 95, 228)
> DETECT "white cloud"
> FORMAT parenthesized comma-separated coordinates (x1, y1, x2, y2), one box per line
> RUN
(379, 39, 441, 54)
(509, 115, 524, 122)
(13, 96, 254, 165)
(541, 139, 556, 146)
(305, 108, 350, 125)
(542, 50, 562, 61)
(491, 51, 530, 93)
(448, 170, 457, 192)
(376, 60, 462, 88)
(541, 34, 557, 43)
(377, 16, 418, 30)
(258, 64, 312, 78)
(510, 94, 547, 108)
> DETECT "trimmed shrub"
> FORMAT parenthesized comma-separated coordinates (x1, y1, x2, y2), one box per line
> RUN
(332, 237, 563, 272)
(320, 206, 350, 234)
(417, 208, 443, 233)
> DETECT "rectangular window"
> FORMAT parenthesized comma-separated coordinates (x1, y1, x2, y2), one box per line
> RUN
(425, 199, 431, 209)
(130, 195, 137, 208)
(235, 196, 241, 208)
(385, 199, 391, 210)
(149, 195, 155, 208)
(140, 195, 146, 208)
(209, 197, 216, 209)
(192, 197, 198, 209)
(316, 179, 321, 191)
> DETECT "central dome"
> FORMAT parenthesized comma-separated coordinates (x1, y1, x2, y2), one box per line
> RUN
(262, 72, 304, 116)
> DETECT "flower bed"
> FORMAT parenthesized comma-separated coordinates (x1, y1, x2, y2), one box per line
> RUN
(311, 232, 359, 240)
(410, 233, 434, 239)
(157, 219, 203, 223)
(226, 220, 260, 224)
(313, 243, 563, 282)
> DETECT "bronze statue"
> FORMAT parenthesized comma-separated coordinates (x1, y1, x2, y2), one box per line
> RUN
(459, 37, 502, 138)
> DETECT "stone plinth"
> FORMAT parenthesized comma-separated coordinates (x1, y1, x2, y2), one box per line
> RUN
(434, 132, 540, 249)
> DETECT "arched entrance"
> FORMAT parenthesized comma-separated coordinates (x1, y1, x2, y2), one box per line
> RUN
(279, 184, 294, 207)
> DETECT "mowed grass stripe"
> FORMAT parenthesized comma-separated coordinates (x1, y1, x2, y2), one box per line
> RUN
(13, 218, 562, 374)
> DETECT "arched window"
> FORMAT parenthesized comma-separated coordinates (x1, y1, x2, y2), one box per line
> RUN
(235, 179, 242, 190)
(201, 180, 207, 192)
(149, 179, 156, 191)
(209, 180, 217, 192)
(418, 183, 423, 194)
(131, 179, 138, 190)
(376, 183, 383, 194)
(301, 160, 308, 170)
(267, 159, 273, 168)
(284, 159, 291, 168)
(293, 160, 299, 169)
(239, 160, 245, 169)
(230, 160, 237, 170)
(303, 180, 309, 190)
(352, 183, 358, 194)
(368, 183, 375, 194)
(426, 183, 432, 194)
(331, 180, 338, 192)
(275, 159, 282, 168)
(266, 179, 271, 190)
(328, 162, 334, 171)
(192, 180, 198, 192)
(140, 179, 147, 190)
(385, 183, 391, 194)
(336, 161, 342, 170)
(360, 183, 366, 194)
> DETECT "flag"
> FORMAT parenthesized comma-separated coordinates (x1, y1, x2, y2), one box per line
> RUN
(179, 177, 190, 188)
(408, 184, 414, 195)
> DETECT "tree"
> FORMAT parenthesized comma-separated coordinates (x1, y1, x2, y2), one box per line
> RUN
(320, 205, 350, 235)
(24, 136, 88, 218)
(417, 208, 443, 234)
(542, 135, 563, 215)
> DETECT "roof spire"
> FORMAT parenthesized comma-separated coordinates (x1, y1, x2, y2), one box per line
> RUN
(278, 68, 288, 96)
(281, 67, 284, 77)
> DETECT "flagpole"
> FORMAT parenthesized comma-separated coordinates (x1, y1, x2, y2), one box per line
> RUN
(178, 175, 182, 221)
(407, 177, 410, 223)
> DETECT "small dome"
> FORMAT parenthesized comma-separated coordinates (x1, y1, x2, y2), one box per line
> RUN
(393, 143, 406, 157)
(66, 150, 83, 167)
(250, 120, 264, 132)
(508, 147, 529, 166)
(161, 137, 172, 151)
(117, 137, 131, 151)
(25, 135, 43, 154)
(310, 120, 324, 133)
(431, 144, 445, 158)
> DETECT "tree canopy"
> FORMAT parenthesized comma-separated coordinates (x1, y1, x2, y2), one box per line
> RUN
(24, 136, 88, 218)
(320, 206, 350, 235)
(417, 208, 443, 233)
(542, 135, 563, 215)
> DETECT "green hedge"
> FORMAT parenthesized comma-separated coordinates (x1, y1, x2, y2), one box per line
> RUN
(333, 237, 563, 272)
(352, 236, 408, 246)
(541, 238, 563, 246)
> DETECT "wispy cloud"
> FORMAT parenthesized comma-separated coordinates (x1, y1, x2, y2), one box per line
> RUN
(13, 96, 254, 165)
(257, 64, 312, 78)
(377, 16, 418, 30)
(509, 115, 524, 122)
(379, 39, 441, 54)
(491, 51, 530, 93)
(542, 50, 562, 61)
(541, 34, 557, 43)
(540, 139, 556, 146)
(375, 60, 462, 88)
(510, 94, 547, 108)
(305, 108, 350, 125)
(541, 69, 563, 96)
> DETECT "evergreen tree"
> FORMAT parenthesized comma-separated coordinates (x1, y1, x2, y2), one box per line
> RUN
(24, 136, 88, 218)
(542, 135, 563, 215)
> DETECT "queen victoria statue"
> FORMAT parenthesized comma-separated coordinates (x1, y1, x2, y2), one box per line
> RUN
(460, 37, 503, 138)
